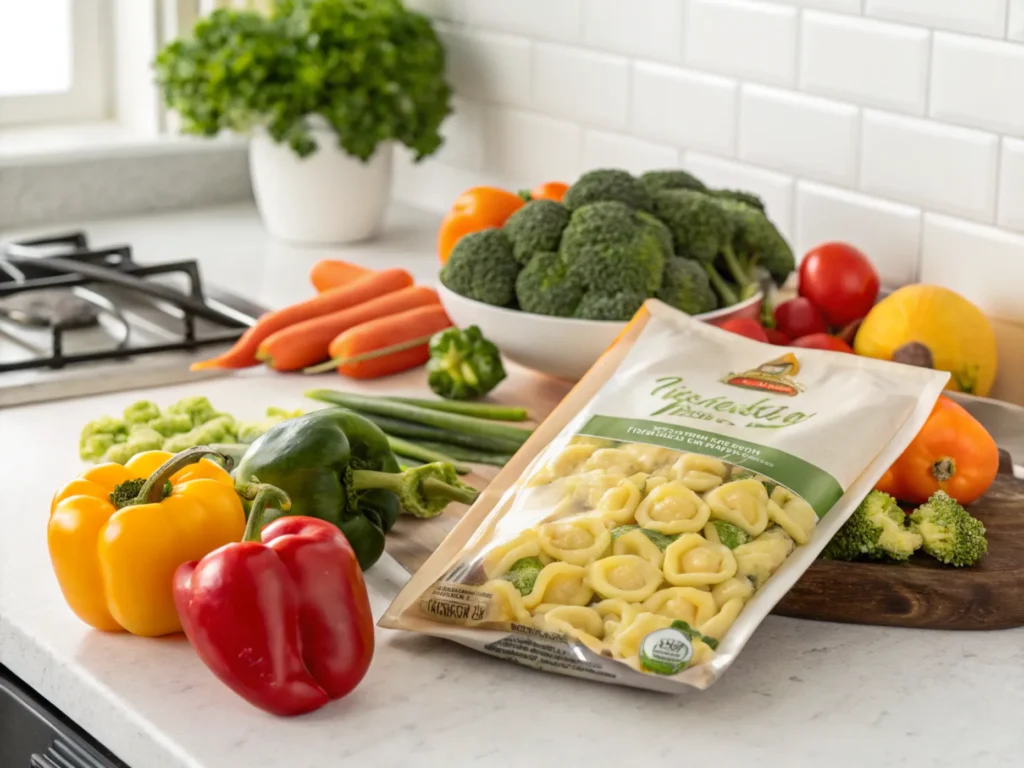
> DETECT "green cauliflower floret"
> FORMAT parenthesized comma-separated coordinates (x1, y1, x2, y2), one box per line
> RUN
(610, 524, 679, 550)
(563, 168, 653, 213)
(822, 490, 922, 562)
(909, 491, 988, 567)
(514, 251, 584, 317)
(710, 189, 765, 211)
(502, 556, 545, 596)
(705, 519, 752, 549)
(502, 199, 569, 265)
(560, 201, 669, 298)
(99, 426, 166, 465)
(440, 228, 519, 307)
(657, 256, 718, 315)
(147, 412, 194, 437)
(167, 396, 219, 427)
(79, 416, 128, 462)
(162, 415, 237, 453)
(724, 200, 796, 287)
(123, 400, 161, 426)
(639, 169, 706, 195)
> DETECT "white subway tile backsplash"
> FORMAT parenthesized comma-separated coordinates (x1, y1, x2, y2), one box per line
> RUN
(482, 108, 582, 188)
(582, 0, 684, 63)
(921, 214, 1024, 322)
(403, 0, 459, 21)
(795, 182, 921, 286)
(930, 34, 1024, 136)
(392, 154, 504, 215)
(1011, 1, 1024, 41)
(762, 0, 860, 11)
(582, 131, 680, 175)
(457, 0, 581, 43)
(683, 153, 795, 239)
(531, 45, 630, 129)
(800, 13, 929, 114)
(739, 86, 859, 186)
(865, 0, 1007, 38)
(861, 110, 999, 222)
(631, 63, 738, 156)
(998, 138, 1024, 233)
(685, 0, 798, 87)
(434, 98, 486, 171)
(437, 27, 531, 107)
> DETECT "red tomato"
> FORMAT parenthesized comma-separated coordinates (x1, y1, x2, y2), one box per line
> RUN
(764, 327, 791, 345)
(718, 318, 769, 343)
(773, 297, 827, 339)
(798, 242, 880, 327)
(790, 333, 854, 353)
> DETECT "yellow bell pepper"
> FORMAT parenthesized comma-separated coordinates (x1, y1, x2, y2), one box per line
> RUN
(48, 447, 246, 637)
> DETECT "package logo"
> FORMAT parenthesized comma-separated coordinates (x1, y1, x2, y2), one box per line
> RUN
(722, 353, 803, 397)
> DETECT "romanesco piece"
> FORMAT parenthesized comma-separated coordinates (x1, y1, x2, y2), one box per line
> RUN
(909, 491, 987, 567)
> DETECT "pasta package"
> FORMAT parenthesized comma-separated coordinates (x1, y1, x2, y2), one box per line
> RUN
(380, 301, 950, 692)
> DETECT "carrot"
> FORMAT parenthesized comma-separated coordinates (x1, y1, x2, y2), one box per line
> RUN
(304, 305, 453, 379)
(190, 268, 413, 370)
(310, 259, 372, 292)
(257, 285, 441, 371)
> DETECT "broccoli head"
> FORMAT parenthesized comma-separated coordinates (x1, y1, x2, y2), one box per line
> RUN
(563, 168, 653, 213)
(502, 556, 545, 596)
(560, 201, 669, 297)
(657, 256, 718, 315)
(502, 199, 569, 265)
(710, 189, 765, 211)
(639, 169, 706, 195)
(822, 490, 922, 562)
(574, 291, 646, 321)
(909, 491, 987, 567)
(514, 250, 584, 317)
(726, 201, 796, 287)
(440, 228, 520, 307)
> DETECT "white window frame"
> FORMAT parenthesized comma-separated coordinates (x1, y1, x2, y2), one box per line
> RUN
(0, 0, 112, 127)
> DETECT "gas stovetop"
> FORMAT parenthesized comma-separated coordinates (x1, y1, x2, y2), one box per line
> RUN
(0, 231, 267, 408)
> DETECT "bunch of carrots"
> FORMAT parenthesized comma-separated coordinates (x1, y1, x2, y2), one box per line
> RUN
(192, 261, 452, 379)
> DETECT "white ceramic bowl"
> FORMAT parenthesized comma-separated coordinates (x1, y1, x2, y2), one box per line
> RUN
(437, 283, 764, 381)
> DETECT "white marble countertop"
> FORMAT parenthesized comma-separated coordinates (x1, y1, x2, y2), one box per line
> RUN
(2, 203, 1024, 768)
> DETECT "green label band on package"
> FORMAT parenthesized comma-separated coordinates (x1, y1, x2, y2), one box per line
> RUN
(579, 415, 843, 518)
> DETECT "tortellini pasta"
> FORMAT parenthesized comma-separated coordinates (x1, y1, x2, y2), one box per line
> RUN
(442, 439, 818, 676)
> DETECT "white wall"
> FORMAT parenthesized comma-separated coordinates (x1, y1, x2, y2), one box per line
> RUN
(394, 0, 1024, 402)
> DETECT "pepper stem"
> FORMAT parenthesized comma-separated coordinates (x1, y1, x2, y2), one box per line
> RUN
(134, 446, 232, 506)
(241, 481, 292, 543)
(932, 457, 956, 483)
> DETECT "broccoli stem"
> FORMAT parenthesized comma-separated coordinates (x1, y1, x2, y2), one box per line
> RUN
(386, 436, 471, 474)
(351, 469, 478, 506)
(351, 465, 480, 518)
(383, 396, 528, 422)
(719, 244, 755, 297)
(703, 263, 739, 306)
(347, 410, 525, 454)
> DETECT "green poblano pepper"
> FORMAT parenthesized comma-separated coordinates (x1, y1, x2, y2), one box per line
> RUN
(426, 325, 507, 401)
(234, 408, 478, 570)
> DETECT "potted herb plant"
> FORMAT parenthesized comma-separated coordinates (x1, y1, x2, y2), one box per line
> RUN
(154, 0, 452, 244)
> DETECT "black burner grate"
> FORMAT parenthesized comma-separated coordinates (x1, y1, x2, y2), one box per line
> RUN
(0, 232, 255, 372)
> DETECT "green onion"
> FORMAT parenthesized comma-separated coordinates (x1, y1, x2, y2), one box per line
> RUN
(383, 396, 528, 422)
(386, 436, 470, 475)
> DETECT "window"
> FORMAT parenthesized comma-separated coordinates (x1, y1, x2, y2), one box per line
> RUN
(0, 0, 110, 126)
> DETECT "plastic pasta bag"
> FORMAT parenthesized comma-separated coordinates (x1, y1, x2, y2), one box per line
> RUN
(380, 301, 950, 692)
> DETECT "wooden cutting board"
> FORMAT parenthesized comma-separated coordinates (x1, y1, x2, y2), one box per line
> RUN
(384, 367, 1024, 631)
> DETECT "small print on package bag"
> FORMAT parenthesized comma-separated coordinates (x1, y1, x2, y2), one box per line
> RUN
(380, 300, 949, 692)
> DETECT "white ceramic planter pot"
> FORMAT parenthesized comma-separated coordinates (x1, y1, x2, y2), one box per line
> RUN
(249, 126, 393, 245)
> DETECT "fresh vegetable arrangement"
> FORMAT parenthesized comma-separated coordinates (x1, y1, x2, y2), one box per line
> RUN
(439, 167, 796, 322)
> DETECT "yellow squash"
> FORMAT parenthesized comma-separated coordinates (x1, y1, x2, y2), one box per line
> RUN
(854, 284, 997, 396)
(48, 447, 245, 637)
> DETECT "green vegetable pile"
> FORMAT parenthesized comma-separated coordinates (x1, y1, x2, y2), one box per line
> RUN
(154, 0, 452, 160)
(440, 167, 795, 321)
(822, 489, 987, 567)
(79, 397, 301, 465)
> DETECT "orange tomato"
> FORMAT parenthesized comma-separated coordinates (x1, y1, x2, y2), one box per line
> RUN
(529, 181, 570, 202)
(437, 187, 525, 264)
(875, 396, 999, 506)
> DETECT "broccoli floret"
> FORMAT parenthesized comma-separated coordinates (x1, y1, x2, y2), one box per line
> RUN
(574, 291, 646, 321)
(822, 490, 922, 562)
(502, 556, 545, 596)
(639, 169, 706, 195)
(563, 169, 653, 213)
(710, 189, 765, 212)
(167, 396, 218, 427)
(503, 200, 569, 265)
(123, 400, 161, 426)
(561, 201, 669, 297)
(909, 491, 988, 567)
(79, 416, 128, 462)
(637, 211, 674, 259)
(705, 520, 752, 549)
(610, 524, 678, 550)
(147, 412, 194, 436)
(162, 415, 238, 453)
(100, 426, 166, 465)
(726, 201, 796, 287)
(440, 228, 519, 307)
(657, 256, 718, 315)
(514, 251, 584, 317)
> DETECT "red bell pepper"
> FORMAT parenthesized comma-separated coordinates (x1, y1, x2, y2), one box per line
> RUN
(173, 485, 375, 716)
